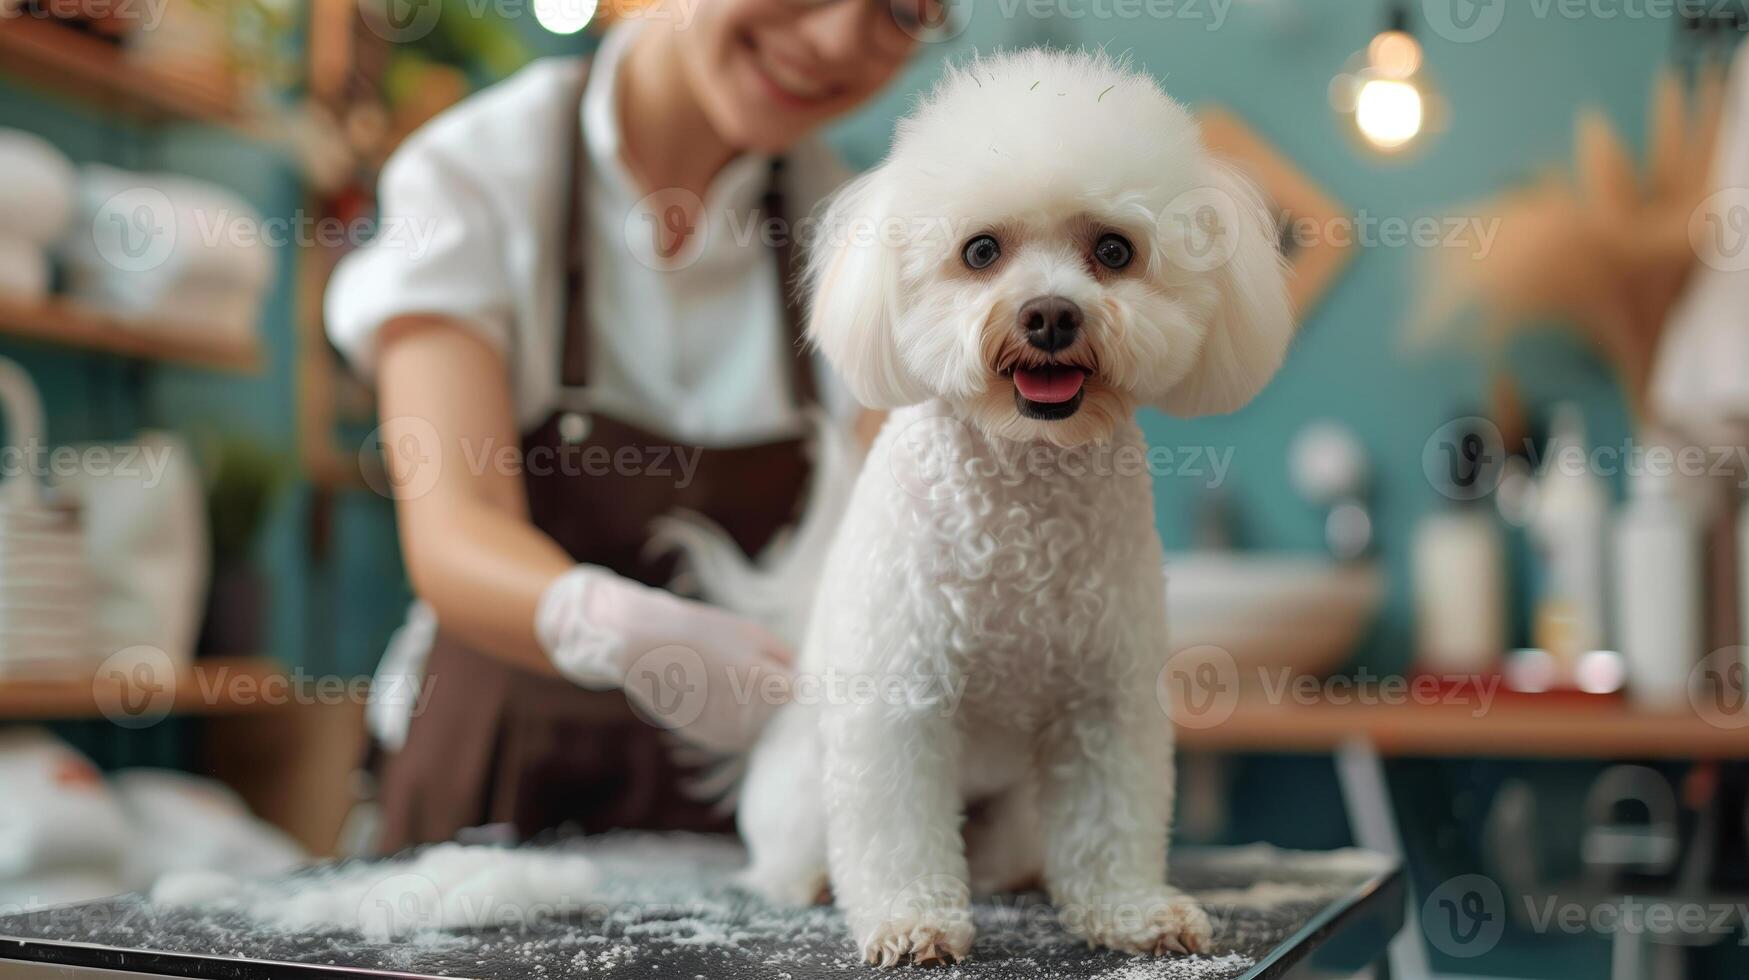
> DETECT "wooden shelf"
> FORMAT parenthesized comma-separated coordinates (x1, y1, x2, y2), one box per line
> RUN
(0, 296, 263, 373)
(1175, 694, 1749, 759)
(0, 655, 287, 721)
(0, 16, 242, 128)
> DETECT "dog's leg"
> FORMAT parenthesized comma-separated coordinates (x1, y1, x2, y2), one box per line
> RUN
(737, 703, 829, 906)
(1036, 695, 1211, 955)
(965, 778, 1044, 894)
(823, 700, 974, 966)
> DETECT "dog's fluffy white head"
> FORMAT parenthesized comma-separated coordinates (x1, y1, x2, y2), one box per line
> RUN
(806, 49, 1295, 446)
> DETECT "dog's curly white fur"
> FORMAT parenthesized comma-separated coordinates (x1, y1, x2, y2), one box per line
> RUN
(717, 49, 1291, 967)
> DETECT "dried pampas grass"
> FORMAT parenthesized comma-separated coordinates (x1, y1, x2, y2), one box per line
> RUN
(1413, 66, 1728, 420)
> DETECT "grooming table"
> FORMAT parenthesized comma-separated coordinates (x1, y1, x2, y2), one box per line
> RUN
(0, 839, 1402, 980)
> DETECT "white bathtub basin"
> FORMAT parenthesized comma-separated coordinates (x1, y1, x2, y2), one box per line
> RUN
(1163, 552, 1385, 684)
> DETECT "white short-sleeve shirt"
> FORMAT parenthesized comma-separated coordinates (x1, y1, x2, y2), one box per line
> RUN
(325, 24, 854, 446)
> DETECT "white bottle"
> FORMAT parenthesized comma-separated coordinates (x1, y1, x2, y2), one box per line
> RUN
(1613, 466, 1703, 711)
(1413, 507, 1507, 674)
(1531, 405, 1611, 666)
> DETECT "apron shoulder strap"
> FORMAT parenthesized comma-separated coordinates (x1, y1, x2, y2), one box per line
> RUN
(557, 57, 817, 409)
(560, 57, 593, 390)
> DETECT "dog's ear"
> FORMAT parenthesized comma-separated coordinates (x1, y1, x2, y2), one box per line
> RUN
(1156, 163, 1295, 418)
(805, 170, 927, 409)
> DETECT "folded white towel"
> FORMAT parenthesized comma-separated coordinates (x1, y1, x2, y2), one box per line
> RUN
(63, 265, 267, 340)
(0, 130, 76, 246)
(112, 769, 305, 890)
(0, 729, 129, 879)
(59, 431, 209, 665)
(61, 164, 275, 298)
(0, 235, 50, 302)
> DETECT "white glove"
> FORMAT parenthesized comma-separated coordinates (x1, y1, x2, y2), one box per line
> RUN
(535, 566, 794, 753)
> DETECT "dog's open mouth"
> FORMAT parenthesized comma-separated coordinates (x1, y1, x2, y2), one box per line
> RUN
(1010, 364, 1089, 420)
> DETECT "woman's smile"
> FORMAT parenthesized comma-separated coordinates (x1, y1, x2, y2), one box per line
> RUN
(744, 33, 840, 107)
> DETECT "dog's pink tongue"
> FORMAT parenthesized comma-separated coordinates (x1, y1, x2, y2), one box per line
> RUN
(1013, 366, 1086, 404)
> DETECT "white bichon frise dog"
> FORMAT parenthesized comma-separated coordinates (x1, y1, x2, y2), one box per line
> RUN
(667, 48, 1293, 968)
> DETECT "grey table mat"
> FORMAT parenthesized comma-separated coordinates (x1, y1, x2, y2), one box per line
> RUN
(0, 836, 1402, 980)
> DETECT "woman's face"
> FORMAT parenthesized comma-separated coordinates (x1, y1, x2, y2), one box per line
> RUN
(674, 0, 931, 152)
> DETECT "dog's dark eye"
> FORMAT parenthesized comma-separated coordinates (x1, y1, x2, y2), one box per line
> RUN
(962, 234, 1001, 270)
(1094, 233, 1134, 270)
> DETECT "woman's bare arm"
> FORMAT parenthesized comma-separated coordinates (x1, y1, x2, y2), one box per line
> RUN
(374, 315, 572, 676)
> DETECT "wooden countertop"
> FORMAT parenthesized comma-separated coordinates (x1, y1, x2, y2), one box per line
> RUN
(0, 656, 285, 721)
(1175, 692, 1749, 759)
(0, 297, 263, 374)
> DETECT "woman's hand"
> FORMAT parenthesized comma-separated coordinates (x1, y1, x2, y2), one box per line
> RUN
(537, 566, 795, 753)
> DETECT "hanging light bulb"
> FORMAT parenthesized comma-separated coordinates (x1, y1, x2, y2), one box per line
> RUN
(1330, 1, 1441, 155)
(534, 0, 597, 34)
(1355, 78, 1424, 149)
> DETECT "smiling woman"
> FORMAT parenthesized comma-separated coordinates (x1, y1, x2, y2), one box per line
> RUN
(322, 0, 918, 850)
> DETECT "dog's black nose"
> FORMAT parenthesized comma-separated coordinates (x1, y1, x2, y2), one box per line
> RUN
(1019, 296, 1083, 353)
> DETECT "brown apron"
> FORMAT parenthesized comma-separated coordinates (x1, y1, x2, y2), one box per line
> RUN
(375, 59, 815, 851)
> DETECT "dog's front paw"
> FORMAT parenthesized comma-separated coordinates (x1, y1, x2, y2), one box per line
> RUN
(853, 877, 975, 968)
(858, 913, 975, 967)
(1066, 889, 1212, 956)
